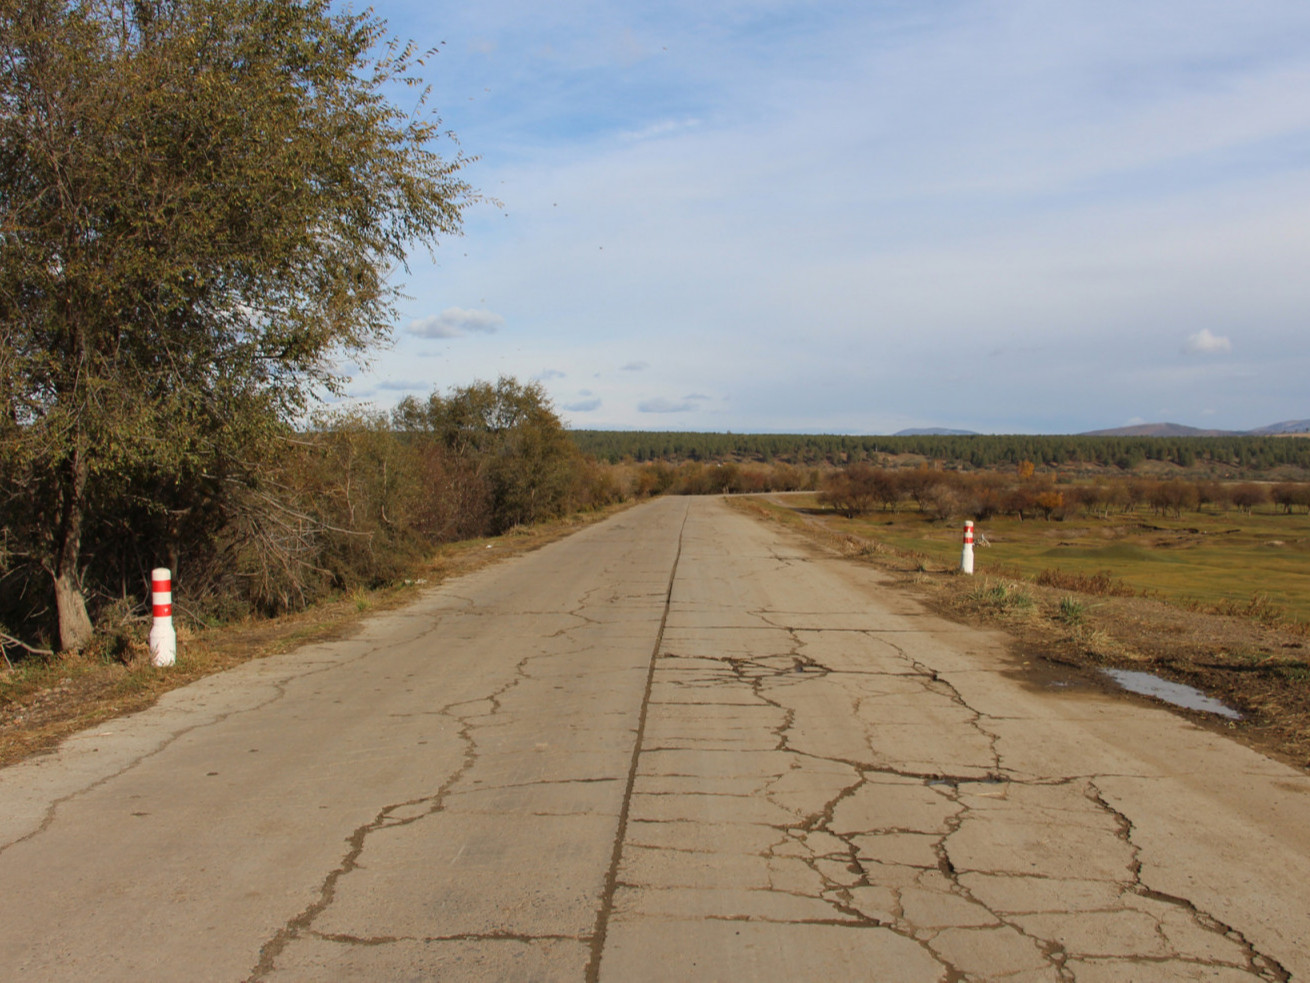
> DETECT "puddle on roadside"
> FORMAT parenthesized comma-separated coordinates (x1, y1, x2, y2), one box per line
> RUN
(1101, 668, 1242, 721)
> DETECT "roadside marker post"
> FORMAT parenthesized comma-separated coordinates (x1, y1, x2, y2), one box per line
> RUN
(961, 521, 975, 575)
(149, 568, 177, 667)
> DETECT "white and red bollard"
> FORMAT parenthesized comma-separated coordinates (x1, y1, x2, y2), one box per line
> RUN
(961, 521, 975, 575)
(149, 567, 177, 667)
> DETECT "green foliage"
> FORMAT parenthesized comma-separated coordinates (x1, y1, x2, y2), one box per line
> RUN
(0, 0, 475, 648)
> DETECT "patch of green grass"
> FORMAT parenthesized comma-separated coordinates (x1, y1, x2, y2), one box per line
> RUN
(825, 503, 1310, 625)
(1041, 543, 1156, 563)
(113, 670, 154, 696)
(965, 579, 1035, 614)
(1058, 596, 1086, 626)
(1228, 646, 1271, 666)
(1, 656, 74, 703)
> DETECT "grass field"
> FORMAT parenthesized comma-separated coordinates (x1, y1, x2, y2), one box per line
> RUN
(789, 495, 1310, 625)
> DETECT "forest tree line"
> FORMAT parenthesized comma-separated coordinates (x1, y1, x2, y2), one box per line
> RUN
(570, 430, 1310, 473)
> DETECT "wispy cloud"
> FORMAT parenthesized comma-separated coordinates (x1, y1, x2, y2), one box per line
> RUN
(407, 307, 505, 339)
(563, 398, 602, 412)
(1183, 329, 1233, 355)
(638, 397, 694, 413)
(621, 118, 702, 143)
(537, 368, 567, 380)
(638, 393, 708, 414)
(621, 361, 649, 371)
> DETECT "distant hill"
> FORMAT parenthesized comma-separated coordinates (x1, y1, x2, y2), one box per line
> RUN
(1081, 420, 1310, 438)
(1249, 419, 1310, 436)
(1080, 423, 1233, 437)
(893, 428, 979, 436)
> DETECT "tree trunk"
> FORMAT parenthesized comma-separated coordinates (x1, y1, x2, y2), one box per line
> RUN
(54, 571, 94, 652)
(53, 443, 94, 652)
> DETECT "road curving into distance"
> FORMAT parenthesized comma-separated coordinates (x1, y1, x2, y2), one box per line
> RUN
(1, 496, 1307, 981)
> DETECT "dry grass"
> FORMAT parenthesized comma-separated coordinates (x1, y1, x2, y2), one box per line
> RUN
(0, 504, 632, 769)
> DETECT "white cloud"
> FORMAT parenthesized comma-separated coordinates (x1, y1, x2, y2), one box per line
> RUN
(407, 307, 505, 339)
(638, 395, 706, 413)
(563, 398, 602, 412)
(1183, 329, 1233, 355)
(621, 118, 702, 143)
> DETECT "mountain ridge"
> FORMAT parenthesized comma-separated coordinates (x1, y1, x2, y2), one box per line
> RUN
(1080, 419, 1310, 437)
(891, 419, 1310, 438)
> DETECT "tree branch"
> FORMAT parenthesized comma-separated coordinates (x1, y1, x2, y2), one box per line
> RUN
(0, 631, 54, 665)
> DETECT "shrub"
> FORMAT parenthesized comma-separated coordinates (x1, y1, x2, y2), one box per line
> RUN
(1272, 482, 1310, 514)
(1230, 483, 1271, 513)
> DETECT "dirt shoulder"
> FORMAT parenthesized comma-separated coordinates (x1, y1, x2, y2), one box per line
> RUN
(0, 506, 632, 769)
(731, 495, 1310, 772)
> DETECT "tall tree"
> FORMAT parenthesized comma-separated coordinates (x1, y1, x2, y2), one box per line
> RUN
(395, 378, 581, 532)
(0, 0, 473, 649)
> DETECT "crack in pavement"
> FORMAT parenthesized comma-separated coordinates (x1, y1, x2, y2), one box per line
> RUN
(248, 501, 694, 982)
(0, 619, 454, 857)
(246, 710, 481, 980)
(246, 632, 551, 980)
(309, 930, 586, 946)
(583, 505, 690, 983)
(1085, 781, 1291, 982)
(603, 514, 1294, 982)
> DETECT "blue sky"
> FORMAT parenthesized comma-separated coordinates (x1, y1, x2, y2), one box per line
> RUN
(345, 0, 1310, 434)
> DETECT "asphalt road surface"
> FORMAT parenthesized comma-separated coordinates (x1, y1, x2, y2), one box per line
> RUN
(2, 496, 1308, 982)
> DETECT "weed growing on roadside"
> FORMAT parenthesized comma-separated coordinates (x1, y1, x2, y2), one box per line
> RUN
(1278, 663, 1310, 683)
(1069, 624, 1116, 661)
(1229, 647, 1271, 665)
(1058, 596, 1086, 626)
(965, 579, 1034, 615)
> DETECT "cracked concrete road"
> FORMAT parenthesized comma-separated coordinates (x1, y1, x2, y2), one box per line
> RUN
(1, 497, 1308, 982)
